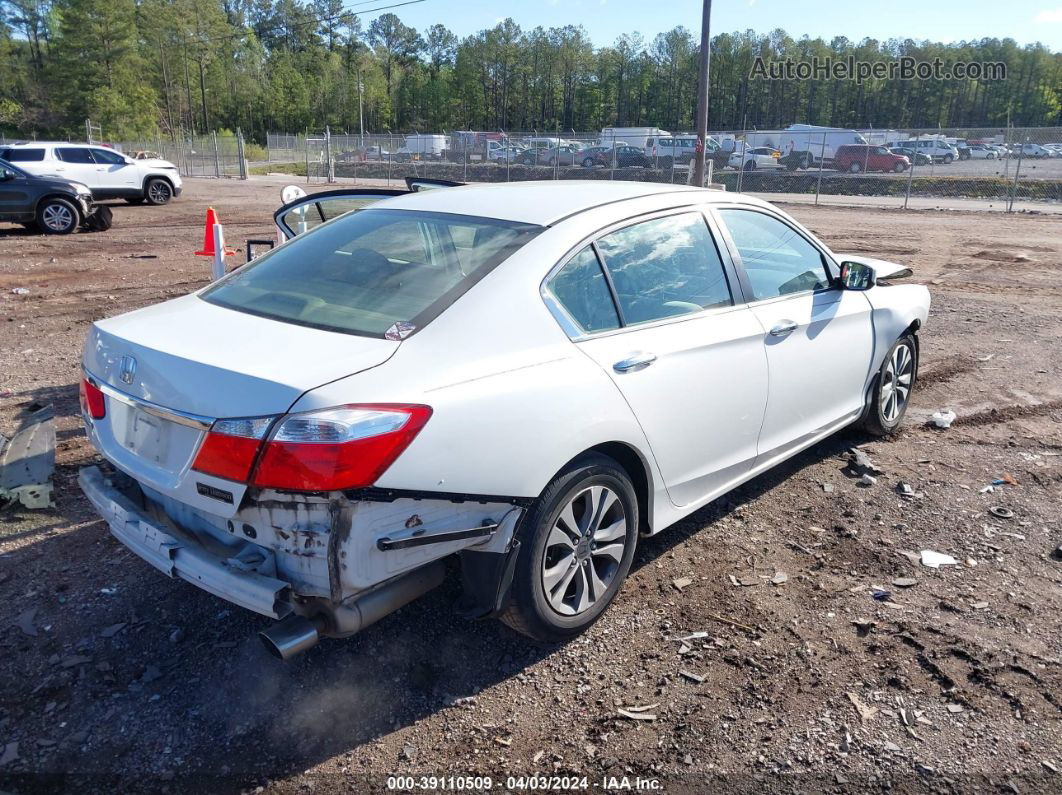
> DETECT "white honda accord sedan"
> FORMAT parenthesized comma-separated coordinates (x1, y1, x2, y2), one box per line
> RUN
(79, 181, 929, 658)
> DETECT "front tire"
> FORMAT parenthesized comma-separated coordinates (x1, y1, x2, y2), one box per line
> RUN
(862, 334, 918, 436)
(893, 162, 906, 173)
(500, 454, 638, 643)
(144, 178, 173, 205)
(849, 161, 863, 173)
(36, 198, 80, 235)
(582, 157, 595, 168)
(943, 154, 953, 164)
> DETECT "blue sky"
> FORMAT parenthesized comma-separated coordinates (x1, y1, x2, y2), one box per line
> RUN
(370, 0, 1062, 50)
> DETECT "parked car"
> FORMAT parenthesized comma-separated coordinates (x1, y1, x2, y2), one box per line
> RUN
(78, 181, 930, 657)
(0, 142, 181, 204)
(952, 141, 972, 160)
(728, 146, 784, 171)
(1016, 143, 1051, 158)
(1044, 144, 1062, 158)
(539, 144, 588, 167)
(886, 139, 958, 164)
(490, 146, 526, 163)
(888, 146, 933, 166)
(646, 135, 699, 168)
(966, 144, 998, 160)
(593, 144, 652, 168)
(834, 145, 909, 173)
(0, 158, 111, 234)
(362, 146, 392, 161)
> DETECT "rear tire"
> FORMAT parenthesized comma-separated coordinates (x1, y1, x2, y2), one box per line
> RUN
(582, 157, 595, 168)
(743, 160, 756, 171)
(499, 453, 638, 643)
(36, 198, 80, 235)
(862, 334, 918, 436)
(849, 162, 863, 173)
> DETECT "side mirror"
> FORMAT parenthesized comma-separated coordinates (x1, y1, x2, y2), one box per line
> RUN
(0, 169, 15, 181)
(839, 260, 876, 291)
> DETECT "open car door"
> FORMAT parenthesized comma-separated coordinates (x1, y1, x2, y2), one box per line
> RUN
(404, 177, 464, 192)
(273, 188, 406, 240)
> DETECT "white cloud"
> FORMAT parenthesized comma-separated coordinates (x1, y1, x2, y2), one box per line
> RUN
(1034, 6, 1062, 22)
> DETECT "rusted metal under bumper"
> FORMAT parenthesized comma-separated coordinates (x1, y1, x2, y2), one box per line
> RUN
(79, 466, 293, 619)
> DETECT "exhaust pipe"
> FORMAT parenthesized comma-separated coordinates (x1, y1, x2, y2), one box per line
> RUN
(258, 561, 446, 660)
(259, 614, 323, 660)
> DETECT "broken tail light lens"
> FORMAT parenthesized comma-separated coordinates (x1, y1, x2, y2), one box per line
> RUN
(251, 404, 432, 492)
(192, 417, 274, 483)
(80, 378, 106, 420)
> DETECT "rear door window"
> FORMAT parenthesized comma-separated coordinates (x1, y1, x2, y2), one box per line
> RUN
(2, 148, 45, 162)
(595, 213, 732, 326)
(56, 147, 95, 164)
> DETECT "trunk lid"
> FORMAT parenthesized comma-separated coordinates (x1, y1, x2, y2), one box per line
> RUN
(83, 294, 398, 515)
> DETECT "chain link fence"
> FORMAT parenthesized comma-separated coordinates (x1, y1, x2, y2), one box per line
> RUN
(260, 126, 1062, 212)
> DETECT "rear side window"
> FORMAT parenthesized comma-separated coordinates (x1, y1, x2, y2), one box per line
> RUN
(203, 209, 541, 338)
(547, 247, 620, 334)
(2, 148, 45, 162)
(57, 147, 95, 164)
(718, 209, 830, 300)
(595, 213, 732, 326)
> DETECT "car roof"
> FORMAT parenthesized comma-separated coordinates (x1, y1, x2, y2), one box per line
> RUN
(3, 141, 99, 147)
(375, 180, 717, 225)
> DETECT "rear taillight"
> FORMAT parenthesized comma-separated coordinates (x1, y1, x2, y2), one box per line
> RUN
(252, 404, 432, 492)
(192, 417, 274, 482)
(80, 378, 106, 419)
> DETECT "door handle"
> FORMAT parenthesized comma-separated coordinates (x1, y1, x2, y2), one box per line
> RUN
(613, 352, 657, 373)
(769, 320, 798, 337)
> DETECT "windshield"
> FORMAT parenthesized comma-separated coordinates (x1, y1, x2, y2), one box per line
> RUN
(202, 209, 541, 338)
(0, 159, 28, 178)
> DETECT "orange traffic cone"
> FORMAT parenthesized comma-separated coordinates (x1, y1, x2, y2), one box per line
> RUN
(194, 207, 236, 257)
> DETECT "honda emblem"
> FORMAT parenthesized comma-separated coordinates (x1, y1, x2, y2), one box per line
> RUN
(118, 355, 137, 385)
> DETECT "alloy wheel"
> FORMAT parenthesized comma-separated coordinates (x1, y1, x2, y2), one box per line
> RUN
(880, 342, 914, 422)
(42, 203, 74, 232)
(540, 485, 628, 617)
(148, 181, 171, 203)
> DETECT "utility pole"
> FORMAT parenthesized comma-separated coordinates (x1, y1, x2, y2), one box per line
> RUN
(692, 0, 712, 188)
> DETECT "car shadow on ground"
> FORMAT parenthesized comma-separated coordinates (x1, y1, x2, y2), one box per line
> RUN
(0, 380, 870, 793)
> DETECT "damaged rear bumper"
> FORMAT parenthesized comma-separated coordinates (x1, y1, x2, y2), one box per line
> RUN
(79, 466, 293, 619)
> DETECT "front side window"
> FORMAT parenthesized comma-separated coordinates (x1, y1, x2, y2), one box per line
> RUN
(57, 147, 95, 164)
(718, 209, 831, 301)
(203, 209, 540, 337)
(91, 148, 127, 165)
(595, 213, 732, 326)
(546, 247, 620, 334)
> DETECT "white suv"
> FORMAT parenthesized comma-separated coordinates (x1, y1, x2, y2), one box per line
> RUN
(0, 142, 182, 204)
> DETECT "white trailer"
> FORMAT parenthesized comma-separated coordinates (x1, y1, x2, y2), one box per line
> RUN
(600, 127, 671, 152)
(401, 134, 449, 159)
(741, 125, 869, 169)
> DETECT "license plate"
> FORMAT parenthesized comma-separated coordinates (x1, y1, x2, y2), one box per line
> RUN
(126, 408, 168, 463)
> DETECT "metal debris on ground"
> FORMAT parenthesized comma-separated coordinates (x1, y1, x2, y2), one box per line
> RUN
(892, 577, 919, 588)
(679, 670, 705, 684)
(10, 287, 30, 295)
(920, 550, 958, 568)
(989, 506, 1014, 519)
(0, 404, 56, 510)
(617, 704, 658, 721)
(929, 410, 957, 429)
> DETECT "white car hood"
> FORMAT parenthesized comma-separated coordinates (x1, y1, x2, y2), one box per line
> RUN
(83, 293, 399, 418)
(136, 157, 178, 169)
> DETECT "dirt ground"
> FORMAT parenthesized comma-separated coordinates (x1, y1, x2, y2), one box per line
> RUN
(0, 178, 1060, 794)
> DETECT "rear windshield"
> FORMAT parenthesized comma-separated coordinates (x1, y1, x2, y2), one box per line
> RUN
(202, 209, 541, 338)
